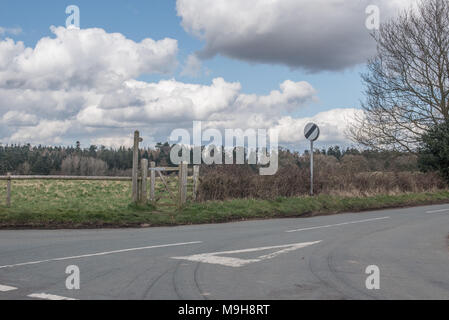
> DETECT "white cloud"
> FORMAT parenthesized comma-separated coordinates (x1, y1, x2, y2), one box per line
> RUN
(1, 111, 39, 126)
(0, 26, 178, 90)
(91, 136, 134, 149)
(273, 108, 363, 145)
(236, 80, 317, 115)
(75, 78, 318, 132)
(0, 27, 179, 145)
(0, 26, 359, 147)
(9, 120, 72, 144)
(0, 87, 101, 120)
(0, 27, 22, 36)
(177, 0, 417, 72)
(180, 54, 203, 77)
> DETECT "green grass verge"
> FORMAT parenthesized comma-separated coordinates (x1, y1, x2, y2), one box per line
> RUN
(1, 180, 449, 229)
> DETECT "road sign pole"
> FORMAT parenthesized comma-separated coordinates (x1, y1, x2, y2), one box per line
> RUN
(310, 140, 314, 196)
(304, 122, 319, 197)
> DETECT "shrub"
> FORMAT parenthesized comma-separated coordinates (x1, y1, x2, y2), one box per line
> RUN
(197, 156, 446, 201)
(418, 120, 449, 183)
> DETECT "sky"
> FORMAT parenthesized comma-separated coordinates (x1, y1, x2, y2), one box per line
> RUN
(0, 0, 416, 151)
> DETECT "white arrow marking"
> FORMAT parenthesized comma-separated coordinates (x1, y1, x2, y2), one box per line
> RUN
(0, 284, 17, 292)
(172, 241, 321, 267)
(28, 293, 77, 300)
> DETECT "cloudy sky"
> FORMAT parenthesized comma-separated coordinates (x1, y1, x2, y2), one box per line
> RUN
(0, 0, 415, 150)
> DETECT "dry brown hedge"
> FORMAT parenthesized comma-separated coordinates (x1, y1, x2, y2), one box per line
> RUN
(197, 155, 446, 201)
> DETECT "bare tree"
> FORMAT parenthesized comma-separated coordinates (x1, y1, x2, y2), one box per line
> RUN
(349, 0, 449, 152)
(61, 155, 108, 176)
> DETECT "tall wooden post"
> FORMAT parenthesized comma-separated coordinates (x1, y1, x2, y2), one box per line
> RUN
(178, 162, 188, 207)
(6, 173, 11, 208)
(193, 165, 200, 201)
(150, 162, 156, 203)
(132, 131, 142, 203)
(140, 159, 148, 204)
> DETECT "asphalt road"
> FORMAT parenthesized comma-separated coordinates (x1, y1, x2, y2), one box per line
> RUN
(0, 204, 448, 300)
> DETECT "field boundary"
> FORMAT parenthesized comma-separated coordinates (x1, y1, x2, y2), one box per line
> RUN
(0, 130, 200, 209)
(1, 190, 449, 230)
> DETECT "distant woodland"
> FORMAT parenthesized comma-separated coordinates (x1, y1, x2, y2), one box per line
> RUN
(0, 141, 420, 176)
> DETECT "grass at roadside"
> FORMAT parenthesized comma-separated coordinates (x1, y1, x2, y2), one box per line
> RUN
(1, 180, 449, 229)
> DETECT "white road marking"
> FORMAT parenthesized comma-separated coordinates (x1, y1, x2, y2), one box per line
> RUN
(0, 284, 17, 292)
(426, 208, 449, 214)
(285, 216, 391, 233)
(28, 293, 77, 301)
(0, 241, 202, 269)
(172, 241, 321, 267)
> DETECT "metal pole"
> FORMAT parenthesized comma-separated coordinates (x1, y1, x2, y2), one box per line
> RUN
(310, 141, 314, 196)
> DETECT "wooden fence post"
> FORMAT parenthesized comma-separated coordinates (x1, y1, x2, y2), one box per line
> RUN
(6, 173, 11, 208)
(193, 165, 200, 201)
(150, 162, 156, 204)
(140, 159, 148, 204)
(178, 162, 187, 207)
(132, 130, 142, 203)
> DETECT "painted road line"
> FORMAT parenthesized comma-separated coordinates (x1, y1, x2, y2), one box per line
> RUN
(173, 241, 321, 267)
(0, 284, 17, 292)
(28, 293, 77, 300)
(426, 208, 449, 214)
(0, 241, 202, 269)
(286, 216, 391, 233)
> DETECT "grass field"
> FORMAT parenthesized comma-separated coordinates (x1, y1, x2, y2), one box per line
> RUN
(1, 179, 449, 229)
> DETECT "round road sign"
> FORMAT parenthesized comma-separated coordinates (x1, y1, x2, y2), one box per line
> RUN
(304, 123, 320, 141)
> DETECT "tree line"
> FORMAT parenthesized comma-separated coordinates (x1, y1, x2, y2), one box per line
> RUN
(0, 142, 174, 176)
(0, 141, 422, 177)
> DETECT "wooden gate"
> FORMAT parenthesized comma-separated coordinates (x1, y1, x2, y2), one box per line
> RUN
(132, 131, 200, 208)
(147, 163, 199, 207)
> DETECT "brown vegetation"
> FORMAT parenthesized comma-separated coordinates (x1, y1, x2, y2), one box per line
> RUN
(197, 154, 446, 201)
